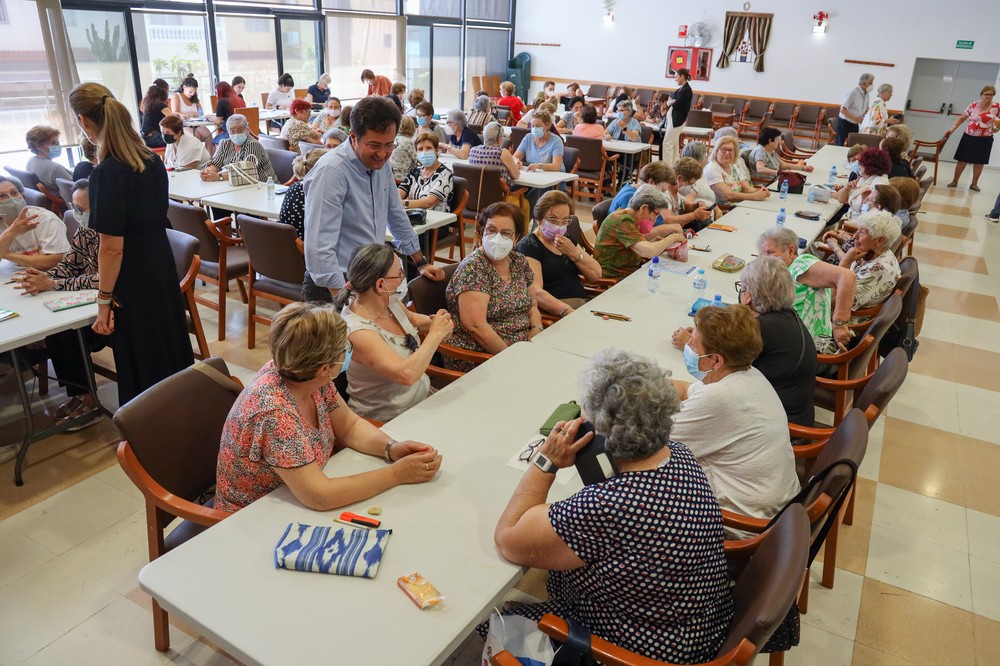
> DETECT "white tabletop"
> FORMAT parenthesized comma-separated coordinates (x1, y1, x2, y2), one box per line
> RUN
(139, 342, 587, 666)
(602, 139, 653, 155)
(201, 185, 284, 219)
(389, 210, 457, 242)
(0, 261, 97, 353)
(185, 109, 290, 128)
(167, 169, 252, 202)
(439, 154, 578, 190)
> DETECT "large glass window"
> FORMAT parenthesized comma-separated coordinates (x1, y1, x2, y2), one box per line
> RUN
(132, 13, 211, 98)
(403, 0, 461, 17)
(467, 0, 510, 22)
(323, 0, 397, 13)
(217, 15, 278, 109)
(63, 9, 139, 126)
(431, 25, 460, 112)
(465, 27, 509, 91)
(405, 25, 430, 101)
(281, 19, 319, 91)
(325, 13, 404, 101)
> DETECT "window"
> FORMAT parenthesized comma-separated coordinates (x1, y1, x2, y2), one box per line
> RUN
(325, 13, 404, 101)
(466, 27, 509, 88)
(62, 9, 139, 128)
(403, 0, 461, 17)
(323, 0, 397, 13)
(0, 0, 10, 24)
(0, 0, 60, 152)
(431, 25, 460, 111)
(467, 0, 510, 22)
(405, 25, 430, 101)
(132, 13, 211, 99)
(217, 15, 278, 109)
(281, 19, 319, 91)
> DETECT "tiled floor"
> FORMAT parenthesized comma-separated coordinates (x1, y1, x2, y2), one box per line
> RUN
(1, 168, 1000, 665)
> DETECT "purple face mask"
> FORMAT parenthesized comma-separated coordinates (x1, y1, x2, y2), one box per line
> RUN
(541, 220, 567, 241)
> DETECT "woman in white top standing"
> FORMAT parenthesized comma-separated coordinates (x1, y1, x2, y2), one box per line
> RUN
(159, 115, 209, 169)
(670, 304, 799, 535)
(335, 244, 454, 423)
(170, 74, 210, 141)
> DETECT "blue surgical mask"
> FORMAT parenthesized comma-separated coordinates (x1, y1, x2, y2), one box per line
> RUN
(417, 151, 436, 167)
(231, 133, 247, 146)
(340, 345, 352, 375)
(617, 111, 626, 121)
(48, 145, 63, 159)
(850, 160, 861, 175)
(683, 343, 709, 381)
(417, 116, 428, 126)
(531, 126, 545, 139)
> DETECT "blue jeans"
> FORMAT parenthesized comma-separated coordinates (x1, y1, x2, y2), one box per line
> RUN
(990, 192, 1000, 217)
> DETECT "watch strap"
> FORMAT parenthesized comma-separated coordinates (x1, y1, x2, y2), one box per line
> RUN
(533, 452, 558, 474)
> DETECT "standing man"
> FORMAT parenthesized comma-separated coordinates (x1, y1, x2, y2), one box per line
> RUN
(837, 73, 874, 146)
(361, 69, 392, 97)
(303, 96, 444, 302)
(661, 68, 693, 165)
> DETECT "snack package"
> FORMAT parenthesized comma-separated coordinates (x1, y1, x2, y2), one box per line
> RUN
(664, 240, 688, 262)
(398, 572, 445, 609)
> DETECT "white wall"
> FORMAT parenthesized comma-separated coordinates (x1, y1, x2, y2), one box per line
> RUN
(514, 0, 1000, 106)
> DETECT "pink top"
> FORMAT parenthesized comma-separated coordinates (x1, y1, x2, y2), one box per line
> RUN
(215, 361, 340, 512)
(573, 123, 605, 139)
(963, 101, 1000, 138)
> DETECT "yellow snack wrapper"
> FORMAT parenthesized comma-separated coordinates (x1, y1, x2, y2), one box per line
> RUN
(397, 572, 444, 609)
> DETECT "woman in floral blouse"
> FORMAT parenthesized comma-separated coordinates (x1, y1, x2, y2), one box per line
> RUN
(215, 302, 442, 513)
(835, 210, 902, 316)
(947, 85, 1000, 192)
(860, 84, 900, 136)
(283, 99, 323, 153)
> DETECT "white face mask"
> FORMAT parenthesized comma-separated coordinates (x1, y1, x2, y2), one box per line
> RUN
(482, 232, 514, 261)
(73, 209, 90, 228)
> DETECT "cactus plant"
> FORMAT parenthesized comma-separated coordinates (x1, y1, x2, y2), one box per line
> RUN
(85, 20, 127, 62)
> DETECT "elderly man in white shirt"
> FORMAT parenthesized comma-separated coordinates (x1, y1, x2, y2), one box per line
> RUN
(837, 73, 874, 146)
(0, 176, 69, 270)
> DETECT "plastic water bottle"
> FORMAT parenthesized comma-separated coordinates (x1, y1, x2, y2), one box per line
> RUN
(266, 177, 275, 201)
(691, 268, 707, 305)
(779, 179, 789, 200)
(808, 188, 816, 203)
(776, 207, 786, 227)
(646, 256, 661, 294)
(711, 294, 724, 307)
(828, 166, 837, 186)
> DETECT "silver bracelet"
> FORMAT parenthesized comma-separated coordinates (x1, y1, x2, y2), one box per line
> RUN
(383, 438, 398, 464)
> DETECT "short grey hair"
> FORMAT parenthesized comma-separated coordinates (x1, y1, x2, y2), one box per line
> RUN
(617, 100, 634, 113)
(72, 178, 90, 195)
(756, 226, 799, 253)
(578, 348, 680, 461)
(628, 183, 670, 212)
(741, 256, 794, 313)
(713, 126, 738, 142)
(226, 113, 248, 132)
(474, 95, 490, 112)
(482, 121, 503, 146)
(447, 109, 468, 128)
(857, 209, 901, 248)
(878, 83, 893, 95)
(319, 72, 332, 86)
(332, 243, 400, 310)
(681, 141, 707, 162)
(323, 127, 348, 144)
(0, 175, 24, 194)
(860, 73, 875, 85)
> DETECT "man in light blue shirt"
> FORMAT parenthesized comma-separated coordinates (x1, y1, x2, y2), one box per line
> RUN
(303, 96, 444, 300)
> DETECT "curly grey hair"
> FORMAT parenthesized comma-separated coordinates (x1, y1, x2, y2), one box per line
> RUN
(447, 109, 468, 128)
(226, 113, 248, 132)
(877, 83, 893, 96)
(756, 226, 799, 253)
(741, 256, 794, 313)
(474, 95, 491, 112)
(482, 121, 503, 146)
(681, 140, 707, 163)
(859, 73, 875, 85)
(627, 183, 670, 212)
(857, 209, 901, 248)
(578, 348, 680, 460)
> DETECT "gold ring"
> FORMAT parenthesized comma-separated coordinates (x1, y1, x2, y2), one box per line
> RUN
(424, 463, 429, 471)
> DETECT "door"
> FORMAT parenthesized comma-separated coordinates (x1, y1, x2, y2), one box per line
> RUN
(905, 57, 1000, 166)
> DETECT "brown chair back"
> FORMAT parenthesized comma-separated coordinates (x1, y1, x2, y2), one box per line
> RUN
(165, 228, 199, 282)
(795, 104, 822, 124)
(265, 147, 296, 184)
(771, 102, 796, 124)
(726, 97, 749, 118)
(849, 293, 902, 380)
(453, 163, 506, 215)
(745, 99, 771, 119)
(509, 126, 529, 152)
(587, 83, 608, 98)
(592, 198, 613, 228)
(495, 106, 511, 125)
(635, 88, 655, 108)
(62, 209, 80, 239)
(237, 214, 306, 285)
(854, 348, 908, 425)
(802, 409, 868, 516)
(242, 106, 260, 137)
(168, 200, 220, 263)
(55, 177, 75, 205)
(450, 175, 468, 215)
(686, 109, 713, 129)
(565, 135, 603, 171)
(294, 87, 308, 100)
(408, 263, 460, 315)
(711, 102, 735, 115)
(700, 94, 723, 108)
(847, 132, 881, 148)
(5, 166, 40, 190)
(562, 146, 580, 173)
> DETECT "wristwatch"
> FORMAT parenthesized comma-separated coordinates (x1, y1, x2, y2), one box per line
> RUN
(404, 200, 409, 208)
(833, 319, 849, 326)
(532, 451, 558, 474)
(576, 251, 584, 262)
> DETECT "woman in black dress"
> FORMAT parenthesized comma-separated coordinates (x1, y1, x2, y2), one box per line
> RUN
(69, 82, 193, 405)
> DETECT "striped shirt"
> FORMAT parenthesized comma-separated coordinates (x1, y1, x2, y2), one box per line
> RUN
(210, 138, 276, 182)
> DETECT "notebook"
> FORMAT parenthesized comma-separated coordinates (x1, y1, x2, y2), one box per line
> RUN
(0, 308, 18, 322)
(43, 290, 98, 312)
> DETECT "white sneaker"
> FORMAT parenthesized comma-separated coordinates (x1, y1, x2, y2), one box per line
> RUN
(986, 213, 1000, 223)
(0, 442, 20, 464)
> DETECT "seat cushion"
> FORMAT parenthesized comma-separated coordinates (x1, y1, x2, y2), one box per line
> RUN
(254, 276, 303, 302)
(163, 497, 216, 552)
(199, 247, 250, 281)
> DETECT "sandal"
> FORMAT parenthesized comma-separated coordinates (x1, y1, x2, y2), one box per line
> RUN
(52, 397, 84, 419)
(58, 403, 102, 433)
(970, 184, 981, 192)
(946, 182, 958, 188)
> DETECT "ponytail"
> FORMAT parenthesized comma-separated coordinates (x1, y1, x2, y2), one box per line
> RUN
(177, 74, 200, 105)
(332, 285, 355, 310)
(70, 82, 153, 173)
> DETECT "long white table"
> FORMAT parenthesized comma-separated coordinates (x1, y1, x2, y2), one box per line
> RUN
(167, 169, 252, 202)
(439, 154, 579, 189)
(139, 342, 587, 666)
(734, 145, 849, 221)
(184, 108, 290, 128)
(0, 261, 102, 485)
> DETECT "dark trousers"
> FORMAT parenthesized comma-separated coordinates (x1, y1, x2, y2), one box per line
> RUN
(836, 119, 858, 147)
(302, 271, 335, 303)
(45, 328, 108, 397)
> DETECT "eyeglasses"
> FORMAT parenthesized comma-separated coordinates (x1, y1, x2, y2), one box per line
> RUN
(361, 140, 395, 152)
(518, 438, 544, 462)
(734, 280, 745, 296)
(543, 216, 572, 226)
(717, 148, 735, 154)
(71, 204, 87, 215)
(484, 228, 516, 241)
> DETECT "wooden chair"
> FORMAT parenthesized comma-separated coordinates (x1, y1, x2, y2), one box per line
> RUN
(265, 147, 297, 185)
(566, 217, 616, 294)
(770, 102, 797, 132)
(792, 104, 824, 149)
(724, 97, 749, 123)
(635, 88, 655, 111)
(591, 198, 613, 234)
(407, 263, 491, 382)
(493, 505, 811, 666)
(495, 105, 511, 126)
(911, 132, 950, 185)
(566, 136, 619, 203)
(777, 131, 816, 161)
(241, 105, 261, 137)
(679, 109, 714, 150)
(114, 356, 241, 652)
(293, 87, 308, 100)
(259, 92, 269, 109)
(507, 126, 529, 152)
(210, 95, 218, 114)
(236, 214, 306, 349)
(586, 83, 609, 99)
(562, 145, 581, 194)
(821, 106, 840, 144)
(488, 75, 501, 98)
(165, 229, 211, 360)
(710, 102, 736, 130)
(739, 100, 772, 139)
(428, 176, 470, 264)
(849, 258, 918, 325)
(453, 163, 511, 249)
(846, 132, 881, 149)
(167, 200, 249, 341)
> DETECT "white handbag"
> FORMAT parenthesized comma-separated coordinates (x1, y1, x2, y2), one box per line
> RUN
(227, 154, 259, 187)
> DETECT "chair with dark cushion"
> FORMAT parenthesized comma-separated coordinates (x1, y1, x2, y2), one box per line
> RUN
(792, 104, 824, 148)
(62, 209, 80, 240)
(5, 166, 40, 191)
(428, 175, 470, 264)
(586, 83, 608, 99)
(822, 106, 841, 144)
(770, 102, 797, 132)
(566, 136, 619, 203)
(21, 188, 48, 209)
(236, 214, 306, 349)
(508, 126, 530, 153)
(591, 198, 613, 234)
(453, 163, 510, 250)
(55, 177, 75, 206)
(115, 356, 241, 652)
(495, 105, 511, 126)
(846, 132, 881, 149)
(739, 99, 772, 139)
(258, 135, 290, 152)
(165, 228, 211, 360)
(167, 200, 249, 341)
(911, 131, 950, 185)
(265, 147, 296, 185)
(725, 96, 749, 122)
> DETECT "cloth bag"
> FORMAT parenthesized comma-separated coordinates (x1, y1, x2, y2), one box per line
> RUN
(227, 154, 259, 186)
(482, 613, 555, 666)
(274, 522, 391, 578)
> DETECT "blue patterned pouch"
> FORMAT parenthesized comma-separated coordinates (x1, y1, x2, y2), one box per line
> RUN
(274, 523, 392, 578)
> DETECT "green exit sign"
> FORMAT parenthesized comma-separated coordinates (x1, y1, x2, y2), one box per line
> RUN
(956, 40, 975, 49)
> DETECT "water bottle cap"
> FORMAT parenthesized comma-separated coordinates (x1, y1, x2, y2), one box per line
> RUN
(697, 268, 705, 274)
(651, 256, 659, 263)
(779, 207, 785, 212)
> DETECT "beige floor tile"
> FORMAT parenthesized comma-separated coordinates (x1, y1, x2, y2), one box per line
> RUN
(971, 556, 1000, 623)
(968, 510, 1000, 565)
(854, 578, 975, 665)
(871, 484, 967, 553)
(814, 477, 877, 578)
(0, 522, 58, 589)
(918, 219, 980, 241)
(961, 437, 1000, 518)
(927, 286, 1000, 322)
(884, 390, 961, 434)
(920, 201, 972, 217)
(800, 567, 864, 641)
(60, 509, 149, 595)
(784, 622, 855, 666)
(866, 525, 972, 610)
(0, 558, 118, 663)
(879, 418, 967, 505)
(851, 642, 918, 666)
(973, 614, 1000, 666)
(911, 246, 989, 275)
(94, 460, 146, 503)
(857, 417, 884, 481)
(958, 407, 1000, 448)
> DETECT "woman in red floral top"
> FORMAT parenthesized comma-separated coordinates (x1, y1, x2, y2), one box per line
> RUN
(215, 302, 443, 512)
(947, 85, 1000, 192)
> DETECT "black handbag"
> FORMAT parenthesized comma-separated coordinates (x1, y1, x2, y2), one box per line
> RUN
(406, 209, 427, 226)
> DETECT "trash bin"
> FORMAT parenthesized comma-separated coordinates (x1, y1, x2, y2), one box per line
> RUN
(507, 52, 532, 101)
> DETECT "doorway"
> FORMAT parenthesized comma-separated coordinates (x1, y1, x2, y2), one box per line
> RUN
(905, 58, 1000, 167)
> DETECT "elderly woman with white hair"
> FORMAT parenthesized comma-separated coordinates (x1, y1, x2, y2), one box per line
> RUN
(673, 256, 817, 426)
(442, 109, 482, 159)
(757, 226, 857, 354)
(703, 136, 770, 205)
(492, 348, 734, 664)
(861, 83, 900, 136)
(604, 99, 641, 142)
(322, 126, 348, 150)
(280, 148, 327, 239)
(469, 121, 521, 181)
(594, 185, 686, 280)
(467, 93, 497, 127)
(199, 113, 276, 183)
(834, 209, 902, 312)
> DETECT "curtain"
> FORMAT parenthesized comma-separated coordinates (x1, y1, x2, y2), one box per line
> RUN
(749, 15, 773, 73)
(715, 13, 746, 70)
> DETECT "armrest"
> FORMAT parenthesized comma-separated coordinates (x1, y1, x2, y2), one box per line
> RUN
(720, 508, 770, 533)
(295, 238, 305, 255)
(816, 334, 873, 366)
(424, 363, 465, 384)
(438, 341, 493, 365)
(815, 371, 874, 392)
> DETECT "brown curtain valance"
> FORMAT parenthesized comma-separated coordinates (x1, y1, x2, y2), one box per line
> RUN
(716, 11, 774, 72)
